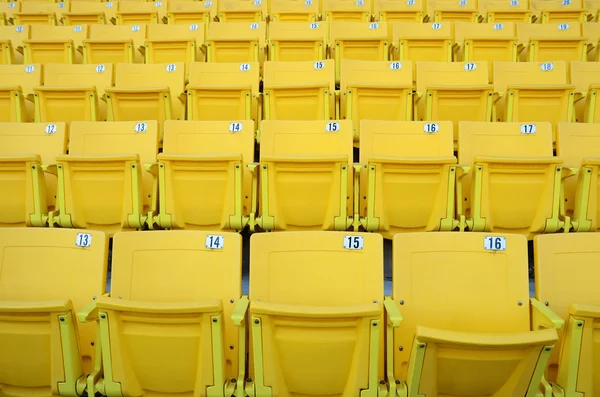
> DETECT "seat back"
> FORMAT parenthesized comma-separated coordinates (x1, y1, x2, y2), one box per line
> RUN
(44, 62, 113, 97)
(341, 59, 413, 140)
(359, 120, 456, 234)
(145, 23, 205, 64)
(556, 122, 600, 231)
(14, 1, 59, 25)
(479, 0, 533, 21)
(104, 230, 242, 395)
(583, 21, 600, 60)
(64, 2, 113, 25)
(218, 0, 266, 21)
(428, 0, 480, 21)
(392, 232, 532, 384)
(250, 231, 383, 395)
(374, 0, 426, 25)
(270, 0, 320, 21)
(322, 0, 373, 21)
(454, 21, 518, 68)
(116, 1, 161, 24)
(30, 23, 88, 48)
(393, 21, 453, 66)
(0, 24, 30, 55)
(569, 61, 600, 122)
(25, 24, 88, 64)
(0, 63, 41, 122)
(85, 23, 147, 64)
(167, 0, 217, 27)
(263, 59, 335, 120)
(0, 2, 20, 24)
(0, 228, 108, 387)
(493, 60, 569, 91)
(0, 121, 66, 226)
(112, 62, 186, 120)
(268, 21, 326, 61)
(517, 22, 586, 63)
(207, 21, 266, 63)
(0, 63, 41, 97)
(187, 61, 260, 121)
(535, 233, 600, 387)
(259, 120, 353, 231)
(159, 120, 255, 230)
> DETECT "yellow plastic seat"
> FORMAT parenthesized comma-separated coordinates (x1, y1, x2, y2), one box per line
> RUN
(340, 59, 413, 143)
(83, 24, 147, 64)
(105, 63, 186, 138)
(389, 232, 562, 397)
(167, 0, 217, 37)
(62, 2, 108, 25)
(556, 122, 600, 232)
(534, 233, 600, 396)
(329, 21, 389, 84)
(53, 120, 158, 234)
(14, 1, 61, 25)
(207, 22, 267, 64)
(0, 24, 29, 64)
(250, 231, 388, 397)
(0, 228, 108, 397)
(415, 61, 494, 145)
(268, 21, 327, 61)
(0, 1, 20, 26)
(517, 22, 587, 63)
(569, 60, 600, 122)
(0, 122, 66, 227)
(256, 120, 354, 231)
(23, 24, 88, 64)
(428, 0, 481, 21)
(34, 63, 113, 123)
(359, 120, 458, 236)
(582, 21, 600, 60)
(374, 0, 426, 26)
(115, 1, 163, 25)
(145, 23, 206, 65)
(457, 121, 567, 237)
(263, 60, 336, 121)
(392, 22, 454, 79)
(186, 61, 261, 123)
(493, 61, 575, 142)
(537, 0, 589, 22)
(453, 21, 518, 77)
(480, 0, 535, 22)
(218, 0, 266, 21)
(322, 0, 373, 22)
(153, 120, 255, 231)
(79, 230, 247, 397)
(270, 0, 320, 22)
(0, 63, 41, 122)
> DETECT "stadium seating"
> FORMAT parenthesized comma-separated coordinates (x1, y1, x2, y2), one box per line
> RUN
(0, 24, 30, 64)
(249, 231, 392, 396)
(415, 61, 494, 145)
(0, 228, 108, 397)
(457, 121, 567, 237)
(115, 1, 163, 25)
(24, 24, 88, 64)
(517, 22, 587, 64)
(493, 61, 575, 142)
(340, 59, 414, 142)
(207, 22, 267, 64)
(534, 233, 600, 395)
(153, 120, 255, 231)
(0, 122, 66, 227)
(187, 61, 261, 123)
(570, 60, 600, 122)
(105, 63, 186, 138)
(583, 21, 600, 60)
(267, 21, 327, 61)
(428, 0, 481, 21)
(78, 230, 246, 397)
(83, 24, 147, 64)
(218, 0, 267, 21)
(389, 232, 562, 397)
(167, 0, 217, 34)
(322, 0, 373, 22)
(255, 120, 354, 231)
(145, 23, 206, 65)
(0, 63, 41, 122)
(262, 60, 336, 121)
(374, 0, 426, 24)
(0, 2, 19, 26)
(537, 0, 589, 22)
(556, 122, 600, 232)
(62, 2, 109, 25)
(359, 120, 458, 235)
(14, 1, 61, 25)
(34, 63, 113, 122)
(52, 121, 158, 234)
(479, 0, 535, 22)
(453, 21, 518, 77)
(270, 0, 320, 21)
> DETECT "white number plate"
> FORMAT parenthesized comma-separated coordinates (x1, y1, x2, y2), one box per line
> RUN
(229, 122, 243, 132)
(344, 236, 364, 250)
(206, 235, 224, 249)
(76, 233, 92, 247)
(423, 123, 439, 133)
(484, 236, 506, 251)
(325, 122, 340, 132)
(520, 124, 536, 134)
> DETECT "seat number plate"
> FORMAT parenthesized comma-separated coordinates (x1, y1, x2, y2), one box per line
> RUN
(344, 236, 364, 250)
(484, 236, 506, 251)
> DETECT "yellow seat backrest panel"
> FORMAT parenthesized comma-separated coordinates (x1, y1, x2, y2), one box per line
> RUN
(453, 21, 518, 67)
(116, 1, 164, 25)
(270, 0, 320, 21)
(428, 0, 480, 21)
(14, 2, 59, 26)
(145, 23, 205, 65)
(0, 228, 108, 394)
(0, 24, 30, 58)
(258, 120, 353, 231)
(393, 21, 454, 66)
(569, 60, 600, 123)
(98, 230, 242, 396)
(374, 0, 426, 25)
(84, 23, 147, 64)
(268, 21, 327, 61)
(322, 0, 373, 21)
(534, 233, 600, 390)
(517, 22, 586, 63)
(218, 0, 266, 21)
(64, 2, 115, 25)
(250, 231, 383, 397)
(0, 121, 66, 227)
(479, 0, 533, 22)
(0, 63, 41, 122)
(24, 24, 88, 64)
(207, 21, 267, 63)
